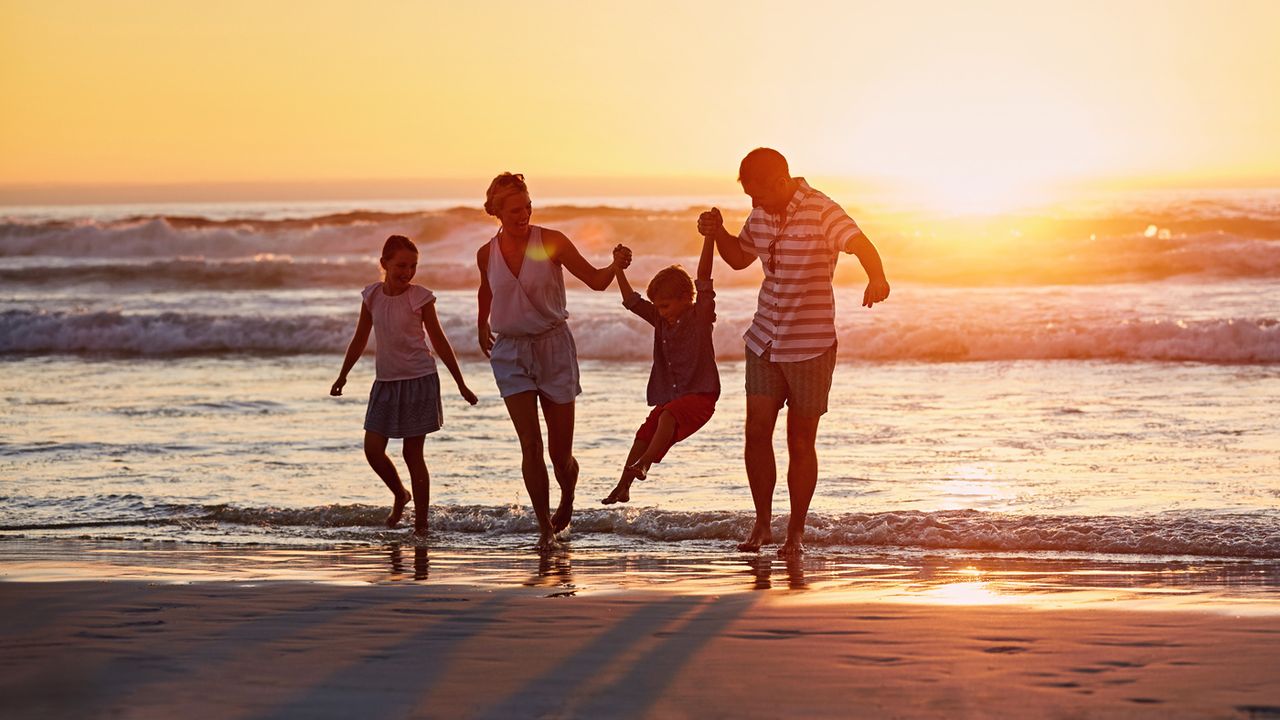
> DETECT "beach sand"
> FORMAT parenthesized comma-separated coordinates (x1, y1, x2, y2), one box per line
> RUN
(2, 542, 1279, 719)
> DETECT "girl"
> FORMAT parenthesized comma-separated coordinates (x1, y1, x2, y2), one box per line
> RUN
(476, 172, 630, 549)
(332, 234, 478, 536)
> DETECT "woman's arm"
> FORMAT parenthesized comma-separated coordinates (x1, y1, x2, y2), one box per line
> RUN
(331, 303, 373, 396)
(422, 303, 478, 405)
(476, 244, 495, 357)
(545, 228, 616, 291)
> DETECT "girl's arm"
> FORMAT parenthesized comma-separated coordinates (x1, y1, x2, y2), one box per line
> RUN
(422, 303, 478, 405)
(544, 228, 616, 291)
(476, 244, 495, 357)
(331, 303, 373, 396)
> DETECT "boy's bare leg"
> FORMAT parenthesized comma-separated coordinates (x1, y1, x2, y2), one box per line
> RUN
(603, 437, 648, 504)
(541, 395, 578, 534)
(402, 435, 430, 536)
(364, 430, 411, 528)
(629, 411, 676, 477)
(778, 411, 821, 558)
(739, 395, 781, 551)
(503, 392, 557, 549)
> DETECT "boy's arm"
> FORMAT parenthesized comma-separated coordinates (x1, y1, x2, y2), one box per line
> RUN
(423, 303, 479, 405)
(697, 233, 714, 281)
(331, 303, 373, 396)
(476, 245, 495, 356)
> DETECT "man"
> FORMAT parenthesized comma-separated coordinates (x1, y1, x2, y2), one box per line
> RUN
(697, 148, 890, 557)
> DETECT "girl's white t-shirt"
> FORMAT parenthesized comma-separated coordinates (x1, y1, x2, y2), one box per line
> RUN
(361, 282, 438, 381)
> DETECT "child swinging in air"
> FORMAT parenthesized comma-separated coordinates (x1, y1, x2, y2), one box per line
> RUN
(331, 234, 478, 535)
(602, 234, 720, 505)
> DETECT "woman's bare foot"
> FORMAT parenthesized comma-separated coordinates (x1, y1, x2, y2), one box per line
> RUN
(386, 489, 412, 528)
(552, 490, 575, 533)
(735, 523, 774, 552)
(601, 480, 632, 505)
(777, 537, 805, 558)
(535, 529, 560, 551)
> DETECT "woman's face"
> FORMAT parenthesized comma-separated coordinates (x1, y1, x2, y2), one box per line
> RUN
(497, 191, 533, 234)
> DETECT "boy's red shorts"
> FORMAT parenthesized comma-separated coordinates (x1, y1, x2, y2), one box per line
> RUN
(634, 392, 718, 463)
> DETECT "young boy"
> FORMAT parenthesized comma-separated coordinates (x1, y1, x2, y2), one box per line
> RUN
(602, 235, 719, 504)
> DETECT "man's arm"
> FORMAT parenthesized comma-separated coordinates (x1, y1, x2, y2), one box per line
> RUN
(698, 207, 757, 270)
(846, 233, 890, 308)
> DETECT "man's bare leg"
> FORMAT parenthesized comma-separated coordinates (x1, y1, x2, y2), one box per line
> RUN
(364, 431, 411, 528)
(402, 435, 430, 536)
(739, 395, 781, 551)
(542, 395, 579, 534)
(503, 392, 557, 549)
(603, 437, 648, 504)
(778, 410, 822, 558)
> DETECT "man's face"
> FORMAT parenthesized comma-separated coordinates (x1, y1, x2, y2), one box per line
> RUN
(740, 174, 791, 214)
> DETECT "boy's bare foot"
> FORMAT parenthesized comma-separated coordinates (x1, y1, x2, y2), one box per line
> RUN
(386, 489, 412, 528)
(735, 523, 774, 552)
(601, 481, 631, 505)
(628, 461, 649, 480)
(777, 538, 805, 558)
(552, 489, 575, 533)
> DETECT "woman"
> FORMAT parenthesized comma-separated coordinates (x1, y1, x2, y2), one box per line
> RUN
(476, 172, 630, 549)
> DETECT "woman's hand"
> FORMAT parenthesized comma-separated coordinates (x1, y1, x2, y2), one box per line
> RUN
(478, 322, 495, 358)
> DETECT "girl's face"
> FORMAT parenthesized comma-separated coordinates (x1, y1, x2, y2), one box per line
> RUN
(380, 249, 418, 291)
(497, 192, 533, 235)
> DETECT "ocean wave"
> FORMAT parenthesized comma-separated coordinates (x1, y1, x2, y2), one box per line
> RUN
(5, 503, 1278, 559)
(3, 307, 1277, 363)
(4, 204, 1280, 286)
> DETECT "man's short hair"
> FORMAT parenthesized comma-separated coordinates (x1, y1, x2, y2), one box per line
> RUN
(738, 147, 790, 184)
(646, 265, 695, 301)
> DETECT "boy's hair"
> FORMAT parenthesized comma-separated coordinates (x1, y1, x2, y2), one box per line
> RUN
(738, 147, 790, 184)
(646, 265, 694, 301)
(381, 234, 417, 260)
(484, 172, 529, 216)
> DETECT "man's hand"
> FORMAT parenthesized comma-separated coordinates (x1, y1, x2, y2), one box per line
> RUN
(697, 207, 725, 238)
(612, 244, 632, 269)
(863, 278, 890, 308)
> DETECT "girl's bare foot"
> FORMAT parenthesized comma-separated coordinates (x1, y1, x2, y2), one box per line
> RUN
(735, 523, 774, 552)
(601, 481, 631, 505)
(386, 489, 412, 528)
(777, 537, 805, 558)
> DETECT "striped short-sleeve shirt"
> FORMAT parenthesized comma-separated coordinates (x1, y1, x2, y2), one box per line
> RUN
(738, 178, 864, 362)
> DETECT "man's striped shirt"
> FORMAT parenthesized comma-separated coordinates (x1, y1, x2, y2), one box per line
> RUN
(738, 178, 864, 362)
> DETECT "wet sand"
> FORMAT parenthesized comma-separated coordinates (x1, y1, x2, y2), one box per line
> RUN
(2, 541, 1279, 718)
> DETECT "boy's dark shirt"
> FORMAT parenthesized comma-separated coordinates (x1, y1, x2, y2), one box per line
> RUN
(623, 278, 720, 406)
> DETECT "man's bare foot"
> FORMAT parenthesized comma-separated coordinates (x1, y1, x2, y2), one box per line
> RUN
(386, 489, 412, 528)
(777, 537, 805, 558)
(552, 490, 575, 533)
(735, 523, 774, 552)
(601, 481, 631, 505)
(413, 524, 429, 539)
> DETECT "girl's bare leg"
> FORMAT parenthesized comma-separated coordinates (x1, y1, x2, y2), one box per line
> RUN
(364, 430, 411, 528)
(402, 435, 429, 535)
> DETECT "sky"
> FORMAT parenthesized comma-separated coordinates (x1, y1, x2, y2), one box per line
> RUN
(2, 0, 1279, 207)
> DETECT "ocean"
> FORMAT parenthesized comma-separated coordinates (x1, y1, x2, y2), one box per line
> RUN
(2, 190, 1278, 575)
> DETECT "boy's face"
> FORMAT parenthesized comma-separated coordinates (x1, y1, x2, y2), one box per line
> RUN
(652, 294, 694, 325)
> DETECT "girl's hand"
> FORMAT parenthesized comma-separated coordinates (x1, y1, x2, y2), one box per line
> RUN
(330, 376, 346, 396)
(478, 323, 495, 358)
(459, 384, 479, 405)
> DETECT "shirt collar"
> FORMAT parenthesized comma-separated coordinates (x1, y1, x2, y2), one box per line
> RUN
(775, 177, 813, 221)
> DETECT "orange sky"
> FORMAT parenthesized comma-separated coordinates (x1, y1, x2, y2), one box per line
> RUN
(2, 0, 1279, 207)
